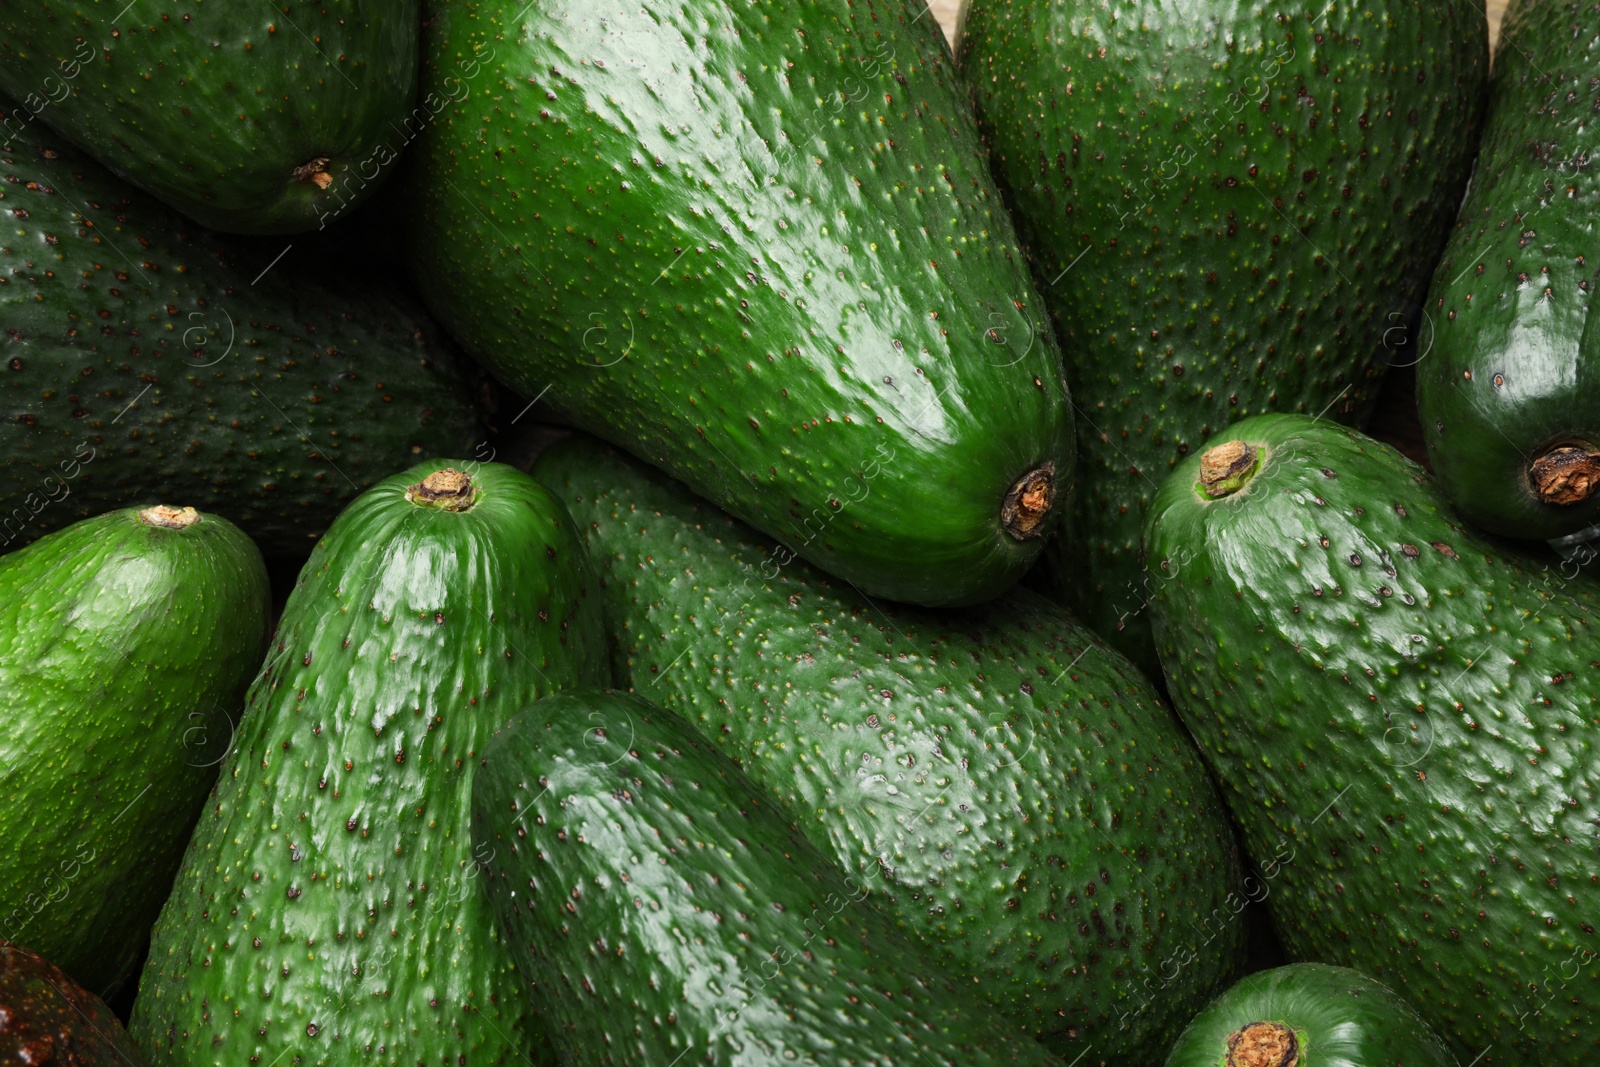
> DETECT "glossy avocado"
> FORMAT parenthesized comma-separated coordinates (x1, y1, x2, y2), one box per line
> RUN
(130, 461, 608, 1066)
(407, 0, 1075, 607)
(1164, 963, 1456, 1067)
(473, 688, 1065, 1067)
(1418, 0, 1600, 540)
(0, 0, 420, 234)
(957, 0, 1489, 670)
(1145, 413, 1599, 1065)
(533, 435, 1246, 1065)
(0, 504, 268, 999)
(0, 103, 483, 556)
(0, 940, 148, 1066)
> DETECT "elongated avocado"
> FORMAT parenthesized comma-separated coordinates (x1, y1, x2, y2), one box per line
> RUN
(130, 461, 608, 1067)
(1146, 413, 1599, 1064)
(0, 103, 483, 556)
(473, 688, 1065, 1067)
(533, 435, 1245, 1064)
(957, 0, 1489, 670)
(0, 0, 420, 234)
(1418, 0, 1600, 540)
(0, 940, 148, 1066)
(1164, 963, 1456, 1067)
(0, 503, 269, 998)
(407, 0, 1074, 606)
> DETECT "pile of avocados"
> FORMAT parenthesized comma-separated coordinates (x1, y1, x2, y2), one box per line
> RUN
(0, 1, 1594, 1065)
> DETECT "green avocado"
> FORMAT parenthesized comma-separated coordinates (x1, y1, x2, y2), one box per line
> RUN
(406, 0, 1075, 607)
(1145, 413, 1599, 1064)
(0, 0, 420, 234)
(957, 0, 1489, 671)
(130, 461, 608, 1066)
(472, 688, 1065, 1067)
(1164, 963, 1455, 1067)
(0, 939, 149, 1066)
(533, 435, 1245, 1064)
(0, 102, 484, 557)
(1418, 0, 1600, 540)
(0, 503, 269, 998)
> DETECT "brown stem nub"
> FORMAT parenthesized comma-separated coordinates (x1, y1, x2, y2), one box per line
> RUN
(1530, 445, 1600, 506)
(1001, 462, 1056, 540)
(408, 468, 479, 511)
(1200, 440, 1260, 498)
(138, 505, 200, 530)
(1225, 1021, 1300, 1067)
(294, 156, 334, 190)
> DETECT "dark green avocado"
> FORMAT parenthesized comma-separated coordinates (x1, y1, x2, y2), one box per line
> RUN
(1418, 0, 1600, 540)
(1145, 413, 1599, 1065)
(0, 940, 148, 1066)
(406, 0, 1075, 607)
(533, 435, 1245, 1065)
(957, 0, 1489, 671)
(0, 103, 483, 557)
(472, 688, 1065, 1067)
(0, 504, 269, 998)
(130, 461, 608, 1067)
(0, 0, 420, 234)
(1164, 963, 1456, 1067)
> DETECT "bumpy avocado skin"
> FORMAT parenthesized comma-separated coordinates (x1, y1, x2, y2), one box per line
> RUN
(0, 940, 149, 1065)
(958, 0, 1489, 671)
(130, 461, 608, 1067)
(1418, 0, 1600, 540)
(0, 506, 269, 998)
(474, 689, 1067, 1067)
(0, 106, 483, 556)
(534, 435, 1246, 1065)
(1146, 413, 1599, 1065)
(407, 0, 1075, 607)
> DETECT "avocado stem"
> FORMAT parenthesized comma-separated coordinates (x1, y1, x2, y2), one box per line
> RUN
(1529, 445, 1600, 506)
(1001, 462, 1056, 540)
(407, 468, 479, 511)
(1200, 440, 1260, 498)
(294, 156, 334, 190)
(1225, 1021, 1299, 1067)
(138, 505, 200, 529)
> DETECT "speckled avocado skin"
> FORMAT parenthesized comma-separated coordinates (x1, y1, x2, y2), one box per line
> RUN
(0, 505, 269, 999)
(1145, 414, 1600, 1065)
(130, 461, 608, 1067)
(0, 106, 483, 557)
(958, 0, 1489, 671)
(534, 435, 1245, 1065)
(407, 0, 1075, 607)
(474, 689, 1066, 1067)
(0, 0, 419, 234)
(0, 940, 149, 1066)
(1418, 0, 1600, 540)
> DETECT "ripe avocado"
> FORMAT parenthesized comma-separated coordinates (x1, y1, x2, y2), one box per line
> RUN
(130, 462, 608, 1066)
(1418, 0, 1600, 540)
(957, 0, 1490, 670)
(473, 688, 1065, 1067)
(0, 939, 148, 1066)
(0, 504, 269, 998)
(533, 435, 1245, 1064)
(1146, 413, 1600, 1064)
(407, 0, 1075, 607)
(0, 0, 419, 234)
(0, 103, 483, 557)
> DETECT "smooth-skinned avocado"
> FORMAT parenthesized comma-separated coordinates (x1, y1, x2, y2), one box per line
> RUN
(957, 0, 1490, 671)
(130, 461, 608, 1067)
(407, 0, 1075, 607)
(0, 0, 421, 234)
(472, 688, 1066, 1067)
(1418, 0, 1600, 540)
(0, 503, 269, 999)
(534, 435, 1246, 1065)
(0, 940, 148, 1066)
(1146, 413, 1599, 1065)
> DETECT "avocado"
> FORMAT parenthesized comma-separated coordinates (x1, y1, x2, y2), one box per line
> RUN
(406, 0, 1074, 607)
(0, 102, 484, 557)
(1145, 413, 1599, 1064)
(1164, 963, 1456, 1067)
(130, 461, 608, 1066)
(473, 688, 1065, 1067)
(957, 0, 1490, 670)
(1418, 0, 1600, 540)
(533, 435, 1245, 1064)
(0, 0, 420, 234)
(0, 503, 269, 998)
(0, 940, 148, 1066)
